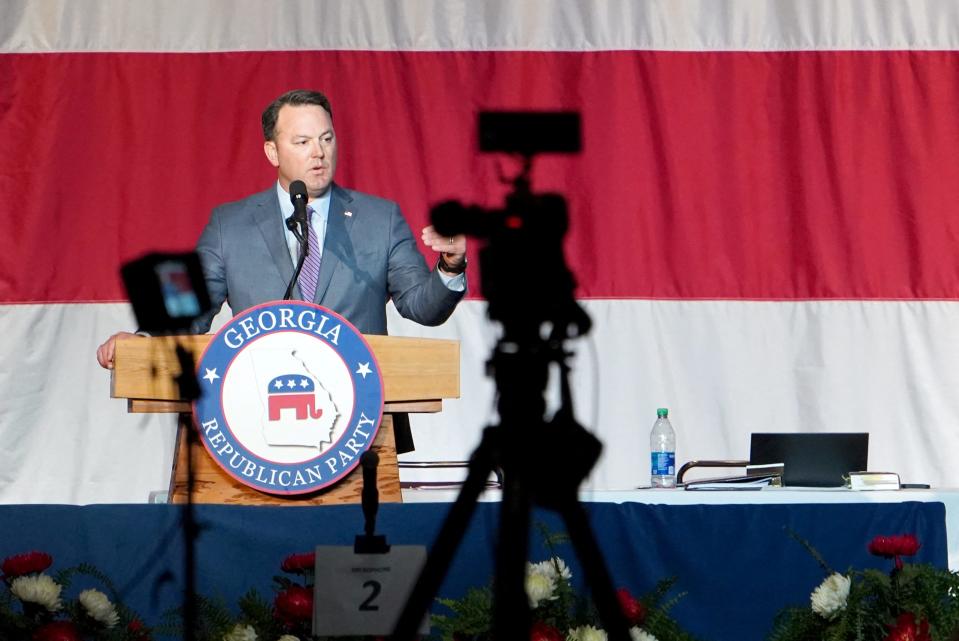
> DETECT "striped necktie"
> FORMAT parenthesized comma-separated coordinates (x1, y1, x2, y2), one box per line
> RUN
(299, 205, 321, 302)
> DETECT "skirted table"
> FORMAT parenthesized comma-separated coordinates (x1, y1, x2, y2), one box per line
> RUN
(0, 495, 948, 641)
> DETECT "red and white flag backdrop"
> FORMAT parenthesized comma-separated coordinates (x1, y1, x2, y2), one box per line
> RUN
(2, 0, 959, 503)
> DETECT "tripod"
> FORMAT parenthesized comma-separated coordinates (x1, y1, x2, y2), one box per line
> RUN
(392, 263, 632, 639)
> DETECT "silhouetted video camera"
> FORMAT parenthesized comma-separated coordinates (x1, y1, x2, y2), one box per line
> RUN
(121, 252, 211, 334)
(394, 112, 632, 641)
(431, 111, 589, 338)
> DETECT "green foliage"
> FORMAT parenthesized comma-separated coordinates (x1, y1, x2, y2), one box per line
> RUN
(639, 578, 699, 641)
(434, 586, 494, 640)
(642, 577, 685, 613)
(785, 528, 835, 576)
(535, 521, 572, 554)
(0, 586, 31, 641)
(431, 523, 701, 641)
(237, 589, 274, 625)
(643, 607, 701, 641)
(188, 594, 235, 641)
(767, 538, 959, 641)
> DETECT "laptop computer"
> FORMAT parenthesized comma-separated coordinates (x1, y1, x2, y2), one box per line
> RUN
(749, 432, 869, 487)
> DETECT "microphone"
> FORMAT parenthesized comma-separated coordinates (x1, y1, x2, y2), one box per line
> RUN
(353, 450, 390, 554)
(289, 180, 310, 233)
(282, 180, 311, 300)
(361, 450, 380, 536)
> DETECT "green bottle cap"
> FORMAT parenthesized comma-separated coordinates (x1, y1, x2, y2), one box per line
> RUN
(657, 408, 669, 418)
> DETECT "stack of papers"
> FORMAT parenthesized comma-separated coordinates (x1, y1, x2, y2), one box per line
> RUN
(684, 476, 780, 491)
(683, 465, 784, 491)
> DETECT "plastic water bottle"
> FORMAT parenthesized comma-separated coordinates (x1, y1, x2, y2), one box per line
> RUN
(650, 407, 676, 487)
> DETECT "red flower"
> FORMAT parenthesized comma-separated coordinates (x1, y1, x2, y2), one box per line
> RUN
(869, 535, 921, 557)
(616, 587, 647, 625)
(127, 618, 151, 640)
(32, 621, 80, 641)
(281, 552, 316, 574)
(883, 612, 931, 641)
(275, 585, 314, 621)
(2, 551, 53, 578)
(869, 535, 921, 570)
(530, 621, 564, 641)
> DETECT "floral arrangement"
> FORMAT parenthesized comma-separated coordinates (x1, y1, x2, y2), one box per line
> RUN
(177, 551, 386, 641)
(432, 528, 700, 641)
(0, 550, 152, 641)
(767, 532, 959, 641)
(169, 551, 322, 641)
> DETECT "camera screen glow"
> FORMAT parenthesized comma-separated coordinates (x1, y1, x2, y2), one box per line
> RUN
(156, 260, 202, 319)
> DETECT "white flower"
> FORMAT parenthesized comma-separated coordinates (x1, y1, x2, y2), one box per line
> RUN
(277, 636, 300, 641)
(630, 627, 658, 641)
(223, 623, 258, 641)
(810, 573, 851, 618)
(567, 624, 607, 641)
(529, 557, 572, 583)
(526, 556, 573, 608)
(79, 588, 119, 627)
(529, 560, 550, 574)
(525, 567, 556, 608)
(547, 557, 573, 582)
(10, 574, 62, 611)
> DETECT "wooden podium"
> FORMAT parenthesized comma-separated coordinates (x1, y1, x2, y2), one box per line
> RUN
(111, 334, 459, 505)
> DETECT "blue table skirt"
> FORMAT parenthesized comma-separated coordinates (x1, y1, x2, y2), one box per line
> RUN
(0, 501, 946, 641)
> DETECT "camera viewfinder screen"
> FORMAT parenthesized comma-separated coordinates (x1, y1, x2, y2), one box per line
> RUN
(155, 260, 202, 319)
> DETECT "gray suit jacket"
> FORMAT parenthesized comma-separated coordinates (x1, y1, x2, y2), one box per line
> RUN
(193, 184, 465, 335)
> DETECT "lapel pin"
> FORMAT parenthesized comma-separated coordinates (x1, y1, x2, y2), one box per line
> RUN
(344, 210, 353, 217)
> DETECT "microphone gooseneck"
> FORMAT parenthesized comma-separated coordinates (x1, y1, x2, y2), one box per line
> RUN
(283, 180, 311, 300)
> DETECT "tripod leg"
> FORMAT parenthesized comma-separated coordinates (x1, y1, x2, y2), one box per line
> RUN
(558, 500, 633, 641)
(391, 430, 500, 641)
(492, 461, 532, 640)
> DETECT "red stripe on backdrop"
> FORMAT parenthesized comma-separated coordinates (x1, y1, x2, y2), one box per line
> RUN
(2, 50, 959, 303)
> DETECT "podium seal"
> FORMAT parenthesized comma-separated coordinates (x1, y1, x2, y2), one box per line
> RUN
(192, 301, 384, 494)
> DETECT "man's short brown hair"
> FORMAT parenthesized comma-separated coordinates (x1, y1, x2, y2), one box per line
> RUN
(261, 89, 333, 141)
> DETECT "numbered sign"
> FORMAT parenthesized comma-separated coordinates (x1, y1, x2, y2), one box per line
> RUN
(313, 546, 430, 636)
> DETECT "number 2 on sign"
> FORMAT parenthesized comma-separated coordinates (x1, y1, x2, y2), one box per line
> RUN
(359, 580, 381, 611)
(313, 546, 429, 636)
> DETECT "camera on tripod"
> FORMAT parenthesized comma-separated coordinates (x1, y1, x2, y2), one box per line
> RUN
(395, 111, 635, 641)
(430, 111, 589, 338)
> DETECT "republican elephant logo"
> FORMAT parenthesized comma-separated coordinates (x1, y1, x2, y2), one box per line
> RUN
(267, 374, 323, 421)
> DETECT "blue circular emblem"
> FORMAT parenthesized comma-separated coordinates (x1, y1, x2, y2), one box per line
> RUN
(193, 301, 384, 494)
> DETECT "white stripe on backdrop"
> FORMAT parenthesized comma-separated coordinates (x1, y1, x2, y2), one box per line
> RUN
(2, 0, 959, 53)
(396, 300, 959, 492)
(3, 298, 958, 503)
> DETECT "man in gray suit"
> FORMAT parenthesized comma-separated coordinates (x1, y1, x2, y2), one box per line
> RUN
(191, 88, 467, 335)
(97, 90, 467, 449)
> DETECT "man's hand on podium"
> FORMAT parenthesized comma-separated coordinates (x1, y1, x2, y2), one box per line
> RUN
(96, 332, 139, 369)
